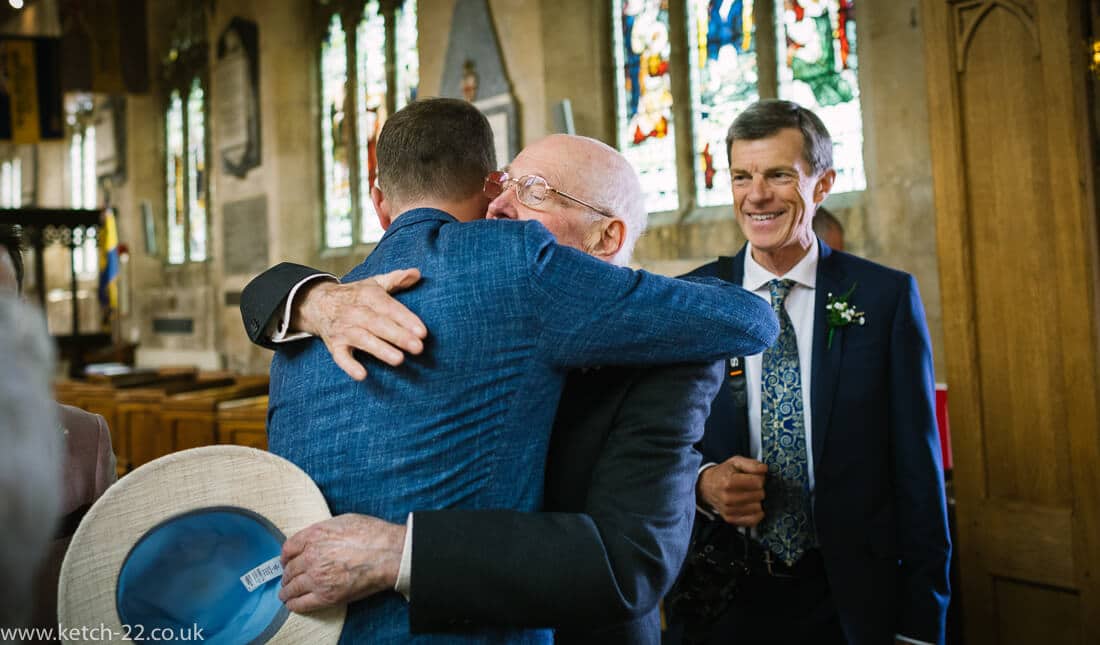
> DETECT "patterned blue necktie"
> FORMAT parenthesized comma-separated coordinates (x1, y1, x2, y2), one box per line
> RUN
(758, 279, 816, 566)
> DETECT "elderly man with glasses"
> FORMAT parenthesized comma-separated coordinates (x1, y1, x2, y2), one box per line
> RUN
(241, 108, 775, 643)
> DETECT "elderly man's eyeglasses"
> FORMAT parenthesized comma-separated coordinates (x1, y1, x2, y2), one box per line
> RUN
(483, 171, 611, 218)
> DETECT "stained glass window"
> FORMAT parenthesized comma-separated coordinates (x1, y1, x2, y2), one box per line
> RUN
(357, 1, 387, 243)
(321, 14, 352, 248)
(394, 0, 419, 110)
(688, 0, 758, 207)
(613, 0, 678, 213)
(776, 0, 864, 192)
(166, 90, 186, 265)
(187, 79, 207, 262)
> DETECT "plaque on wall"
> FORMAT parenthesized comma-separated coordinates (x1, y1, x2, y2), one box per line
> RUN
(94, 96, 126, 182)
(223, 196, 268, 275)
(214, 18, 261, 178)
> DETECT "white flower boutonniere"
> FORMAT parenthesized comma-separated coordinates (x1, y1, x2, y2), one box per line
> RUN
(825, 283, 865, 349)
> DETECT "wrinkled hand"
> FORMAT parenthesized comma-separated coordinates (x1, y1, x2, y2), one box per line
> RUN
(292, 269, 427, 380)
(279, 513, 407, 613)
(697, 456, 769, 527)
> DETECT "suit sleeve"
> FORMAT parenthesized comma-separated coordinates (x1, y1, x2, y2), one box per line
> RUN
(521, 226, 778, 367)
(890, 275, 952, 643)
(408, 361, 724, 631)
(240, 263, 326, 349)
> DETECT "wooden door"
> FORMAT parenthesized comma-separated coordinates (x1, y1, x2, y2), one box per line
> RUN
(922, 1, 1100, 643)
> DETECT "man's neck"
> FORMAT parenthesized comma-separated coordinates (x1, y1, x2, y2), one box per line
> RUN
(749, 240, 814, 277)
(393, 194, 487, 223)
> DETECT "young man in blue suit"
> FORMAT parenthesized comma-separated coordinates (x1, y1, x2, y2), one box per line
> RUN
(261, 98, 778, 644)
(666, 100, 951, 645)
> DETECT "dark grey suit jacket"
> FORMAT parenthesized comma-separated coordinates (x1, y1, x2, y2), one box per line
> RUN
(241, 263, 725, 643)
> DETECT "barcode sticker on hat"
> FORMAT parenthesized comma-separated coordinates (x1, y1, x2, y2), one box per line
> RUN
(240, 556, 284, 592)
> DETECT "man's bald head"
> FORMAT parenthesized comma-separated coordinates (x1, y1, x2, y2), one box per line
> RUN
(494, 134, 647, 265)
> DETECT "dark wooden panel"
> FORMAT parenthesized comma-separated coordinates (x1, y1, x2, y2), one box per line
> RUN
(980, 499, 1074, 589)
(994, 577, 1080, 645)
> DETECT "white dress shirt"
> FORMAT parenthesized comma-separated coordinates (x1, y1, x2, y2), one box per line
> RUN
(698, 242, 818, 502)
(266, 273, 337, 343)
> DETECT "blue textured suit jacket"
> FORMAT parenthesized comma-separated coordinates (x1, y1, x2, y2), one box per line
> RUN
(684, 241, 951, 644)
(268, 209, 778, 644)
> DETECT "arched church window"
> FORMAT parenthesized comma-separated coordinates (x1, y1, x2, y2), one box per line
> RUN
(612, 0, 865, 215)
(318, 1, 420, 250)
(164, 78, 208, 266)
(66, 94, 99, 276)
(160, 3, 209, 266)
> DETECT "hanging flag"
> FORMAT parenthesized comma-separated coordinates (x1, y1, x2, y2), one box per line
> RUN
(98, 209, 120, 328)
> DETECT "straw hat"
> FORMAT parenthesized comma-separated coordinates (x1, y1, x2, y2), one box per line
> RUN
(59, 445, 344, 645)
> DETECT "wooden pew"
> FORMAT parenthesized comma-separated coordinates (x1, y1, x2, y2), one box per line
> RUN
(54, 380, 89, 408)
(117, 372, 238, 472)
(158, 377, 270, 459)
(216, 395, 270, 450)
(58, 369, 201, 476)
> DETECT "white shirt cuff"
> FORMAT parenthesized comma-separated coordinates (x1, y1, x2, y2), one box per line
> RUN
(394, 513, 413, 600)
(696, 462, 718, 520)
(266, 273, 337, 343)
(894, 635, 933, 645)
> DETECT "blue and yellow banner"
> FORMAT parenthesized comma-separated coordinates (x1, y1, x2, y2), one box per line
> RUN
(98, 209, 120, 326)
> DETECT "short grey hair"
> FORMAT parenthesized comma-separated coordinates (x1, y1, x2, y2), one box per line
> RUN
(606, 166, 647, 266)
(0, 297, 61, 630)
(726, 99, 833, 175)
(579, 136, 647, 266)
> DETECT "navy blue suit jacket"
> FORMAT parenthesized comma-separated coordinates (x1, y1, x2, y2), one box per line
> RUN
(684, 241, 951, 644)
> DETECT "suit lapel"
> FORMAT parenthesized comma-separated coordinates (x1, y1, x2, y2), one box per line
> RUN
(725, 247, 751, 457)
(810, 240, 846, 468)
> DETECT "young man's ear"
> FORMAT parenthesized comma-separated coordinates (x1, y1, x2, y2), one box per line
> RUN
(371, 185, 393, 230)
(586, 218, 626, 263)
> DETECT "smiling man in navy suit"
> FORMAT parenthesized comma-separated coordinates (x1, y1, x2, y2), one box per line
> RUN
(667, 100, 951, 645)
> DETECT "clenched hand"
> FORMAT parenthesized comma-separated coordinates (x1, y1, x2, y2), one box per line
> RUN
(279, 513, 407, 613)
(696, 456, 769, 527)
